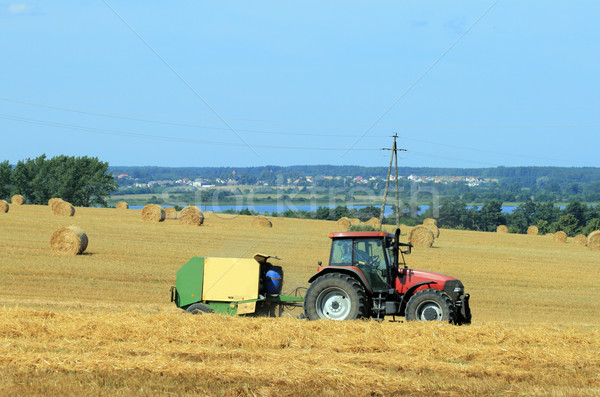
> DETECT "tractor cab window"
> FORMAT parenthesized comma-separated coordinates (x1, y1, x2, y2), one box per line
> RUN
(353, 238, 389, 291)
(330, 239, 352, 265)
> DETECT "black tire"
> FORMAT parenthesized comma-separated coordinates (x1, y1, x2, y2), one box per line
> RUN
(405, 289, 455, 323)
(185, 303, 213, 315)
(304, 273, 368, 321)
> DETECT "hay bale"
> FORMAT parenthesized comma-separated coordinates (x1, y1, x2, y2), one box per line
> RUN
(408, 225, 435, 248)
(364, 217, 381, 229)
(425, 223, 440, 238)
(141, 204, 165, 223)
(553, 231, 567, 244)
(349, 218, 361, 225)
(527, 225, 539, 235)
(50, 226, 88, 255)
(48, 198, 62, 207)
(11, 194, 24, 205)
(423, 218, 437, 227)
(180, 206, 204, 226)
(573, 234, 588, 247)
(588, 230, 600, 251)
(164, 207, 178, 219)
(53, 201, 75, 217)
(116, 201, 129, 209)
(496, 225, 508, 233)
(253, 216, 272, 227)
(337, 217, 351, 229)
(180, 206, 200, 218)
(0, 200, 9, 213)
(51, 199, 65, 211)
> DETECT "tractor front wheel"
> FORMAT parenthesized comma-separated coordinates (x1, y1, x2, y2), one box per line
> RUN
(304, 273, 368, 321)
(405, 289, 454, 323)
(185, 303, 213, 315)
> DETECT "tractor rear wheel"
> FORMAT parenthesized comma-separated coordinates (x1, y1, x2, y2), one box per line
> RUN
(304, 273, 368, 321)
(405, 289, 454, 323)
(185, 303, 213, 315)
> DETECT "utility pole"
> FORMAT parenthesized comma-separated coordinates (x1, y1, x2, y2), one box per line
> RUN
(379, 134, 406, 229)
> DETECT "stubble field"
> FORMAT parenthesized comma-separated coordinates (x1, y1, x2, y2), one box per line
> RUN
(0, 204, 599, 396)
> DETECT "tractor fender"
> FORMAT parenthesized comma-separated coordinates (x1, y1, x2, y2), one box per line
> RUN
(399, 281, 438, 315)
(308, 266, 373, 294)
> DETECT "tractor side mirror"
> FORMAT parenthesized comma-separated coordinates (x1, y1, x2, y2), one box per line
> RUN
(317, 261, 322, 266)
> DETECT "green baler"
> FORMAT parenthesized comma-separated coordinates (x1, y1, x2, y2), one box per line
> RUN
(170, 253, 303, 316)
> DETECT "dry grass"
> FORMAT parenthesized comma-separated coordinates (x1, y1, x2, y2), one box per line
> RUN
(364, 217, 381, 228)
(1, 308, 598, 396)
(1, 205, 600, 395)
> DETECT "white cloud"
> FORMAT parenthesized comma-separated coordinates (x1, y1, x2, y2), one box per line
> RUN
(6, 3, 39, 16)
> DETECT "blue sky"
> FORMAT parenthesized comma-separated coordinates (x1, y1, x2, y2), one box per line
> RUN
(1, 1, 599, 168)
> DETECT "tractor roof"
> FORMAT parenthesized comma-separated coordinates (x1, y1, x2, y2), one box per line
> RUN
(329, 231, 394, 239)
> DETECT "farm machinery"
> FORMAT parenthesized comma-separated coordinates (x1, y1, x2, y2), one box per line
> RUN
(171, 228, 471, 324)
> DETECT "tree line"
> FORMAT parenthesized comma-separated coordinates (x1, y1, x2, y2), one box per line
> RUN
(0, 155, 117, 207)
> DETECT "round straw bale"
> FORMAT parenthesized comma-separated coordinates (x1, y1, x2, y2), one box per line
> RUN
(53, 201, 75, 217)
(164, 207, 178, 219)
(180, 207, 204, 226)
(527, 225, 539, 235)
(587, 230, 600, 251)
(51, 199, 65, 211)
(180, 206, 200, 218)
(553, 231, 567, 244)
(496, 225, 508, 233)
(424, 223, 440, 238)
(349, 218, 361, 225)
(0, 200, 9, 213)
(253, 216, 272, 227)
(141, 204, 165, 222)
(423, 218, 437, 227)
(50, 226, 88, 255)
(48, 197, 62, 207)
(365, 217, 381, 228)
(116, 201, 129, 209)
(337, 217, 351, 230)
(573, 234, 587, 247)
(408, 225, 435, 248)
(11, 194, 24, 205)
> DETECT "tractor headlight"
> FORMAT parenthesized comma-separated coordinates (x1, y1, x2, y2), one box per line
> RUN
(453, 286, 464, 294)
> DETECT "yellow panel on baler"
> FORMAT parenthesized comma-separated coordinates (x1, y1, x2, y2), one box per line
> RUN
(202, 257, 260, 302)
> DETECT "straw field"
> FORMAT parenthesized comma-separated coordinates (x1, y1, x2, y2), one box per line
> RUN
(1, 205, 599, 396)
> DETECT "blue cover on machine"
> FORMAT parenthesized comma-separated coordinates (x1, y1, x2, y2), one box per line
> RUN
(265, 266, 283, 295)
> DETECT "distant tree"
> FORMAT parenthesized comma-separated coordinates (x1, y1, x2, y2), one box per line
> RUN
(583, 218, 600, 236)
(356, 206, 381, 222)
(477, 200, 506, 232)
(552, 214, 580, 237)
(0, 160, 11, 200)
(332, 205, 352, 220)
(564, 200, 586, 228)
(9, 155, 117, 206)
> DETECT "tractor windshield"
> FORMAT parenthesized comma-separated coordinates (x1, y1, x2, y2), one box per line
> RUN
(330, 237, 389, 291)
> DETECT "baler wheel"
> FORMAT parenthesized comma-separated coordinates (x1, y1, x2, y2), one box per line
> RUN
(405, 289, 454, 323)
(304, 273, 368, 321)
(185, 303, 213, 315)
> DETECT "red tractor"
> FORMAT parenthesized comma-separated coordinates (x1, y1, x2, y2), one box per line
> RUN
(303, 229, 471, 324)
